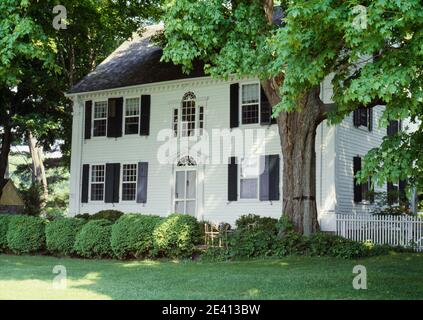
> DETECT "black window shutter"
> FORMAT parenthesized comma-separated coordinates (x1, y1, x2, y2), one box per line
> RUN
(353, 156, 362, 203)
(368, 108, 373, 131)
(353, 109, 360, 127)
(399, 179, 407, 203)
(260, 86, 276, 125)
(81, 164, 90, 203)
(259, 156, 269, 201)
(268, 155, 280, 200)
(140, 95, 151, 136)
(84, 101, 92, 139)
(105, 163, 120, 203)
(230, 84, 239, 128)
(107, 98, 123, 138)
(136, 162, 148, 203)
(387, 120, 399, 136)
(228, 157, 238, 201)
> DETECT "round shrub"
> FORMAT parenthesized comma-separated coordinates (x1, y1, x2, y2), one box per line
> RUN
(111, 214, 162, 259)
(90, 210, 123, 222)
(153, 214, 201, 258)
(231, 214, 279, 258)
(6, 215, 46, 254)
(74, 219, 113, 258)
(45, 218, 86, 256)
(0, 214, 14, 252)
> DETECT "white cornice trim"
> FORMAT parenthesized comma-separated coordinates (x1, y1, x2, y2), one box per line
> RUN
(64, 75, 246, 100)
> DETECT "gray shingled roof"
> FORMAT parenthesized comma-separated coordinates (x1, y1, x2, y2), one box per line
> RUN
(68, 25, 205, 94)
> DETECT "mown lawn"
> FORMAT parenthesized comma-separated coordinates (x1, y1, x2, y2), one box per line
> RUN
(0, 253, 422, 300)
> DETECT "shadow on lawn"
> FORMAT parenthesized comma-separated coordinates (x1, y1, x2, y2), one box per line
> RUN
(0, 253, 422, 299)
(0, 255, 293, 299)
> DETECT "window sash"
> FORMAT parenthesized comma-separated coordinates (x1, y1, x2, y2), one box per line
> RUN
(121, 164, 137, 201)
(90, 165, 105, 201)
(124, 98, 140, 135)
(240, 83, 260, 125)
(92, 101, 108, 137)
(239, 156, 260, 199)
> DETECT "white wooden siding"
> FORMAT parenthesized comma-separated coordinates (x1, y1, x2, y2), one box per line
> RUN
(68, 75, 386, 228)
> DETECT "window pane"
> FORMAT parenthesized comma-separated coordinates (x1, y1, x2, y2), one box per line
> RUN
(91, 165, 105, 182)
(240, 178, 258, 199)
(125, 98, 140, 116)
(186, 170, 196, 199)
(175, 200, 185, 214)
(122, 183, 136, 201)
(242, 104, 259, 124)
(242, 84, 259, 104)
(241, 157, 260, 178)
(93, 119, 107, 136)
(94, 101, 107, 119)
(125, 116, 139, 134)
(182, 99, 195, 136)
(185, 200, 196, 216)
(91, 184, 104, 201)
(175, 171, 185, 199)
(123, 164, 137, 182)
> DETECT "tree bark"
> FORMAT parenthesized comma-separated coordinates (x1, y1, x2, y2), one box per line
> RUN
(0, 125, 12, 200)
(27, 131, 48, 203)
(262, 80, 324, 235)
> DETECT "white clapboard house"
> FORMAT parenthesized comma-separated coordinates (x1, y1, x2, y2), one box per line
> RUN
(66, 25, 402, 231)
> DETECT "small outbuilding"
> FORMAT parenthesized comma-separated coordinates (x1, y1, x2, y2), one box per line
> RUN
(0, 179, 24, 214)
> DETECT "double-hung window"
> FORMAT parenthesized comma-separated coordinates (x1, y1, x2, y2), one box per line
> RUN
(240, 156, 259, 199)
(90, 164, 105, 201)
(122, 164, 137, 201)
(93, 101, 108, 137)
(241, 83, 260, 124)
(124, 98, 140, 135)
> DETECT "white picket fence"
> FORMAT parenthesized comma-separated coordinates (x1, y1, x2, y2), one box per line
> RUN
(336, 214, 423, 252)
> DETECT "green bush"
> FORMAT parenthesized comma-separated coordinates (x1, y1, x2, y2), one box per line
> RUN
(90, 210, 123, 222)
(153, 214, 201, 258)
(74, 219, 113, 258)
(274, 231, 309, 256)
(0, 214, 14, 252)
(45, 218, 86, 256)
(6, 215, 46, 254)
(75, 213, 90, 220)
(200, 247, 232, 262)
(111, 214, 162, 259)
(231, 214, 278, 258)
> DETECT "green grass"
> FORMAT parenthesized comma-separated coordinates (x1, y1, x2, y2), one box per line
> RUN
(0, 253, 422, 300)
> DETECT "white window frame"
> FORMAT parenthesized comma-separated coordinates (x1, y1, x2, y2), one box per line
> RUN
(120, 163, 138, 202)
(173, 92, 205, 138)
(89, 163, 106, 202)
(123, 97, 141, 136)
(92, 100, 108, 138)
(238, 156, 260, 200)
(239, 82, 261, 126)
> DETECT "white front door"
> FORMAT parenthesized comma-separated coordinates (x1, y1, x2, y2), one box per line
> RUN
(174, 169, 197, 216)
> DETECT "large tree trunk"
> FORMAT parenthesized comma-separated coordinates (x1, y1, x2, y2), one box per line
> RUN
(27, 131, 48, 203)
(0, 125, 12, 200)
(263, 80, 324, 235)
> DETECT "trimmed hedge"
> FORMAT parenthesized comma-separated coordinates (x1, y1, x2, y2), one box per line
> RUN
(0, 215, 13, 252)
(6, 215, 46, 254)
(111, 214, 162, 259)
(45, 218, 86, 256)
(153, 214, 201, 258)
(90, 210, 123, 222)
(74, 219, 113, 258)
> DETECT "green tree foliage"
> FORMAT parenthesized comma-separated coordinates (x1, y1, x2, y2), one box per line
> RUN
(162, 0, 423, 231)
(0, 0, 162, 195)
